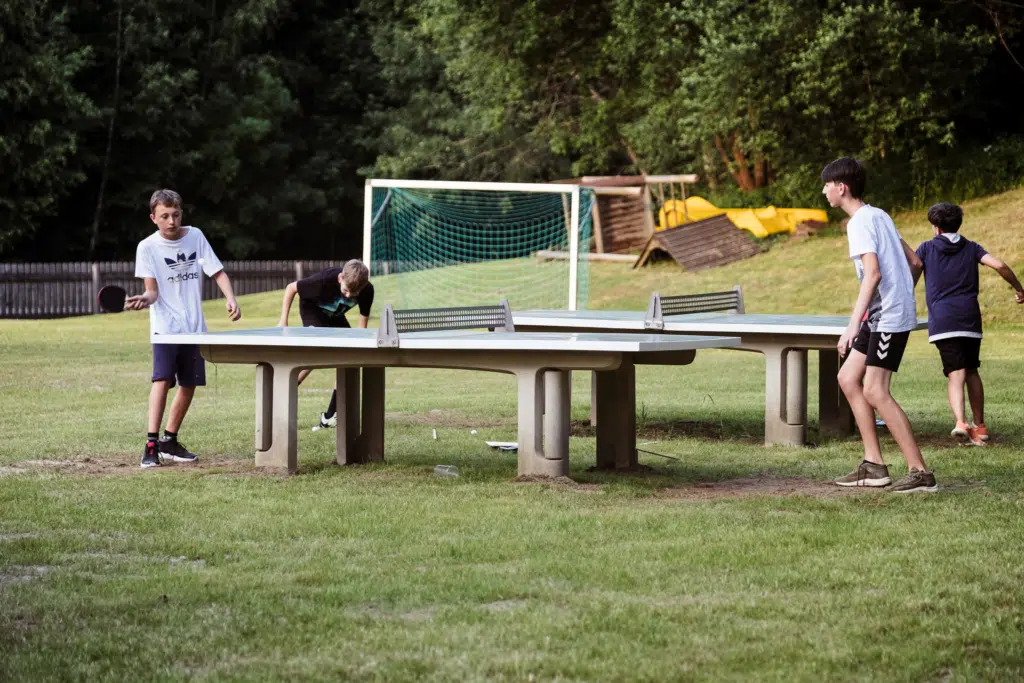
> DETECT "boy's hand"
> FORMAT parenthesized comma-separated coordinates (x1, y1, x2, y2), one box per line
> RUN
(1016, 290, 1024, 304)
(226, 298, 241, 322)
(125, 295, 150, 311)
(838, 324, 858, 357)
(278, 316, 289, 327)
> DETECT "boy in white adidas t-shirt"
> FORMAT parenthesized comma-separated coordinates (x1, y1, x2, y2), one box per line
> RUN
(821, 158, 937, 493)
(127, 189, 242, 468)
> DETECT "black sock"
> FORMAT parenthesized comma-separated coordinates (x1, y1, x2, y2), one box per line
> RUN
(147, 432, 158, 443)
(163, 430, 177, 442)
(325, 390, 337, 419)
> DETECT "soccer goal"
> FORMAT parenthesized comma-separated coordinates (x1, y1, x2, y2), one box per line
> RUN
(362, 180, 594, 311)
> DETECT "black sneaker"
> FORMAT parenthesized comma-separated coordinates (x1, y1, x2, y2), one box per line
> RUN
(890, 469, 938, 493)
(158, 437, 198, 463)
(311, 412, 337, 432)
(835, 460, 892, 487)
(141, 441, 161, 469)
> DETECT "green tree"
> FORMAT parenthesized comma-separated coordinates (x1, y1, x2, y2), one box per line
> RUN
(0, 2, 97, 254)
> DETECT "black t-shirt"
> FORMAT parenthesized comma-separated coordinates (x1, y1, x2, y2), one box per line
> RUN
(296, 268, 374, 319)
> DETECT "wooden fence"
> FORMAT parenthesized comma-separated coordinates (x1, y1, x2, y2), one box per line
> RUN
(0, 260, 347, 319)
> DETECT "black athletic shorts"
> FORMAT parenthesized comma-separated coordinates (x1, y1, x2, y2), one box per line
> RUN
(933, 337, 981, 377)
(299, 300, 351, 329)
(851, 322, 910, 372)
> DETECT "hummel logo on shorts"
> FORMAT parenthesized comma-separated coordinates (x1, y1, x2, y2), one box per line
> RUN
(877, 332, 891, 359)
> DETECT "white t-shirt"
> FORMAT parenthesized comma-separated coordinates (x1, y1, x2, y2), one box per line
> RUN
(846, 205, 917, 333)
(135, 227, 224, 335)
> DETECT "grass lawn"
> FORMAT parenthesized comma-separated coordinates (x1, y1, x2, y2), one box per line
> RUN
(2, 189, 1024, 681)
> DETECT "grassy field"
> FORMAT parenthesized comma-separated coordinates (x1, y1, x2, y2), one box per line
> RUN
(2, 189, 1024, 681)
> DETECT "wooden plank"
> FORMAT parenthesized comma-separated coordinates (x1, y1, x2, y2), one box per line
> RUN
(643, 174, 699, 184)
(591, 196, 605, 253)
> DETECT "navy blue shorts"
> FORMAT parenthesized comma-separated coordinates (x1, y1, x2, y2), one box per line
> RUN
(152, 344, 206, 387)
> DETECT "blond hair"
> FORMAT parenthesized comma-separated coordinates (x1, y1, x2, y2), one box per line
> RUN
(149, 189, 182, 213)
(341, 259, 369, 294)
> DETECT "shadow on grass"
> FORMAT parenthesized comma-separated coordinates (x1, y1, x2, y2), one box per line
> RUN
(570, 417, 767, 445)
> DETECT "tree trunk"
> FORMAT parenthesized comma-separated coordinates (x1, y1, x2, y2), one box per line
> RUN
(714, 132, 755, 191)
(89, 0, 124, 260)
(753, 152, 767, 188)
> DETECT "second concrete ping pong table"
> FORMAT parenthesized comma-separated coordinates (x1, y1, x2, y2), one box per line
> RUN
(153, 326, 741, 476)
(512, 308, 928, 446)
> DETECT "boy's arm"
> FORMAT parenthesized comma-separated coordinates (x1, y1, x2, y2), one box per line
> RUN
(212, 270, 241, 321)
(279, 282, 299, 326)
(357, 314, 370, 329)
(902, 238, 923, 284)
(980, 253, 1024, 303)
(839, 252, 882, 355)
(126, 278, 159, 310)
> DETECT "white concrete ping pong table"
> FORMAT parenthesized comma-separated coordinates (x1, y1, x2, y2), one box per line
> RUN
(153, 327, 740, 476)
(512, 310, 928, 446)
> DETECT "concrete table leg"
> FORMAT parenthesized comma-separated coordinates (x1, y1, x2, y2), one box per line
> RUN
(763, 348, 805, 446)
(516, 369, 566, 477)
(336, 368, 361, 465)
(786, 349, 808, 426)
(594, 361, 637, 470)
(818, 349, 842, 437)
(590, 370, 598, 426)
(255, 363, 273, 453)
(255, 363, 299, 472)
(361, 367, 386, 462)
(543, 370, 571, 464)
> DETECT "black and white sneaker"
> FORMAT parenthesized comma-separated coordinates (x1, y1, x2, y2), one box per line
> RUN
(141, 441, 161, 469)
(311, 412, 337, 432)
(158, 437, 198, 463)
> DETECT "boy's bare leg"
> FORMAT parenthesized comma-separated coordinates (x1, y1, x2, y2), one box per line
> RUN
(166, 386, 196, 433)
(946, 369, 968, 425)
(965, 370, 984, 425)
(862, 367, 927, 471)
(837, 350, 884, 464)
(148, 381, 171, 434)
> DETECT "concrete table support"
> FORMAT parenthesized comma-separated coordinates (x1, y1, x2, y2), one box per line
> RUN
(513, 311, 927, 447)
(164, 330, 739, 478)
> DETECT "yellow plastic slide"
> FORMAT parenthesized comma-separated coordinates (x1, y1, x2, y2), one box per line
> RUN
(658, 196, 827, 239)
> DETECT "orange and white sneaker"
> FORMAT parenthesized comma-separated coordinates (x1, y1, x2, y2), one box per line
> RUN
(969, 423, 990, 442)
(952, 421, 983, 446)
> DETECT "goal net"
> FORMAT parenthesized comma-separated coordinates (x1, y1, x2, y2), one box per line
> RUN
(363, 180, 594, 311)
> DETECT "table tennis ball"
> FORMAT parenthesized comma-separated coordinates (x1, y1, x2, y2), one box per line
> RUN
(198, 258, 205, 266)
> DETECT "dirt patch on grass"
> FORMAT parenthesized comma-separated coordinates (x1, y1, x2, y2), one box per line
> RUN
(0, 455, 285, 478)
(0, 565, 51, 586)
(656, 474, 866, 500)
(513, 475, 602, 491)
(571, 419, 765, 445)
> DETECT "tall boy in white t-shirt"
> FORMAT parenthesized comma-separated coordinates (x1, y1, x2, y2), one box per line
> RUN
(821, 158, 937, 493)
(127, 189, 242, 468)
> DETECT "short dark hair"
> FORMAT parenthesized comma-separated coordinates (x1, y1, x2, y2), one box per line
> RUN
(927, 202, 963, 233)
(820, 157, 866, 199)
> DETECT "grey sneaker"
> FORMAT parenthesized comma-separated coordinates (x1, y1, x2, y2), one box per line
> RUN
(311, 412, 337, 432)
(890, 469, 938, 493)
(835, 460, 892, 487)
